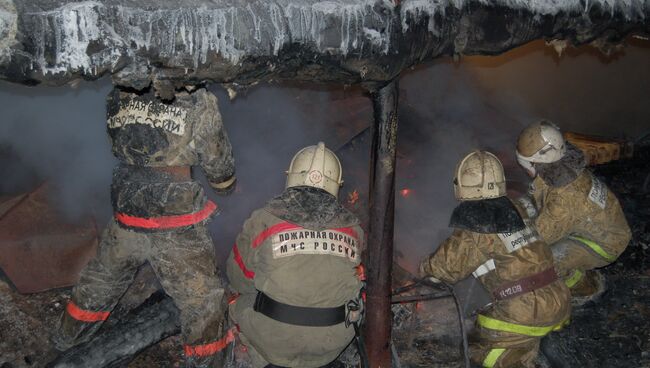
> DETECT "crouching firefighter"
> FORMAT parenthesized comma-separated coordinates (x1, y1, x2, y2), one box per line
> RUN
(52, 87, 236, 367)
(226, 143, 365, 368)
(420, 151, 571, 368)
(516, 120, 631, 304)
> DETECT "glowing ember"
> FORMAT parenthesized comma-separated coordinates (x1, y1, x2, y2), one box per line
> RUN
(400, 188, 413, 198)
(347, 190, 360, 205)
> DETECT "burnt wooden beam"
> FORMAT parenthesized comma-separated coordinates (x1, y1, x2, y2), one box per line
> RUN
(364, 80, 399, 368)
(0, 0, 648, 91)
(47, 292, 180, 368)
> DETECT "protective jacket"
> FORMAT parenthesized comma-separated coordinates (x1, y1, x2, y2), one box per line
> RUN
(55, 88, 234, 368)
(531, 170, 631, 272)
(421, 197, 570, 368)
(107, 87, 235, 225)
(227, 187, 364, 368)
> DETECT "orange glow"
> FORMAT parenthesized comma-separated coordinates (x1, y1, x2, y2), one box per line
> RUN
(400, 188, 413, 198)
(347, 190, 360, 205)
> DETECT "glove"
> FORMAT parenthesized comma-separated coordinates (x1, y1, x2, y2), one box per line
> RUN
(516, 195, 538, 219)
(210, 176, 237, 195)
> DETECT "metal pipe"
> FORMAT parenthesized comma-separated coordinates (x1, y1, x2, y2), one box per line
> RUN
(364, 80, 399, 368)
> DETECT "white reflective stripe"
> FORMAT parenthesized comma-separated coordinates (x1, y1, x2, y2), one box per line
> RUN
(588, 173, 608, 209)
(473, 259, 496, 278)
(497, 223, 540, 253)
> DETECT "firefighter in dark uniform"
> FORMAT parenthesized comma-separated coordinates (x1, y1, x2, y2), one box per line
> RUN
(226, 143, 364, 368)
(420, 151, 571, 368)
(52, 87, 236, 367)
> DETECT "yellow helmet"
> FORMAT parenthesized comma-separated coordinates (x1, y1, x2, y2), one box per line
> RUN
(286, 142, 343, 198)
(454, 151, 506, 201)
(516, 120, 566, 175)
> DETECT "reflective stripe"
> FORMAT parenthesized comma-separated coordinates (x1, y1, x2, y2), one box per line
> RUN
(565, 269, 584, 288)
(66, 301, 110, 322)
(232, 244, 255, 279)
(473, 259, 496, 278)
(355, 263, 366, 281)
(115, 200, 217, 229)
(333, 226, 359, 241)
(251, 222, 300, 248)
(569, 235, 616, 262)
(184, 327, 237, 357)
(483, 348, 506, 368)
(477, 315, 567, 337)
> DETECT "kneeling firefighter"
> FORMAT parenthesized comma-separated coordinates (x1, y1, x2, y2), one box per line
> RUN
(226, 143, 365, 368)
(53, 87, 236, 367)
(516, 120, 631, 303)
(420, 151, 570, 368)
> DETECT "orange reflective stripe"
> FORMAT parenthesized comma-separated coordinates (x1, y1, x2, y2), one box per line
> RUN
(355, 263, 366, 281)
(66, 301, 110, 322)
(251, 221, 301, 248)
(184, 327, 237, 357)
(333, 226, 359, 240)
(115, 200, 217, 229)
(232, 243, 255, 279)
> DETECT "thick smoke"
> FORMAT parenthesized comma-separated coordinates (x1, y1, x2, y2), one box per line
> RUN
(0, 40, 647, 280)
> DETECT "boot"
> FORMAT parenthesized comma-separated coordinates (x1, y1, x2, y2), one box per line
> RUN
(571, 270, 606, 307)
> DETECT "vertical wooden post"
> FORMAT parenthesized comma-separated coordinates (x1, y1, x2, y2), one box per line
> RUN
(364, 80, 399, 368)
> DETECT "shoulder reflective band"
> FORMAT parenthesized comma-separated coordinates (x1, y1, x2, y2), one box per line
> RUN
(184, 327, 238, 357)
(569, 235, 616, 262)
(477, 314, 567, 337)
(232, 243, 255, 279)
(66, 301, 110, 322)
(483, 348, 506, 368)
(115, 200, 217, 229)
(565, 269, 584, 288)
(251, 221, 301, 248)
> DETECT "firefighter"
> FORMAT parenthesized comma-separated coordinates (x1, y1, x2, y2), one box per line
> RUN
(420, 151, 570, 368)
(516, 120, 631, 303)
(52, 87, 236, 367)
(226, 143, 364, 368)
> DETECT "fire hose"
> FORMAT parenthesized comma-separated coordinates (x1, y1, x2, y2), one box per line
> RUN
(389, 278, 472, 368)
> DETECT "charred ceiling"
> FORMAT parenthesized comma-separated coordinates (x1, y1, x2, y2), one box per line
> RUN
(0, 0, 648, 93)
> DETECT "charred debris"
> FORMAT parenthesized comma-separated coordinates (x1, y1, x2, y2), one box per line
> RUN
(0, 0, 649, 367)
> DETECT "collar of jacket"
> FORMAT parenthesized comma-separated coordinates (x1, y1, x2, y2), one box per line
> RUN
(535, 143, 586, 188)
(265, 186, 359, 230)
(449, 196, 525, 234)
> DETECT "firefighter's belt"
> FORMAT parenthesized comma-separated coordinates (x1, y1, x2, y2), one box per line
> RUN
(569, 235, 616, 262)
(477, 314, 569, 337)
(150, 165, 191, 181)
(492, 268, 557, 301)
(253, 291, 345, 327)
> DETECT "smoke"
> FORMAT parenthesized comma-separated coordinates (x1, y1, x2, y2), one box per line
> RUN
(203, 84, 367, 259)
(0, 40, 647, 286)
(0, 78, 115, 223)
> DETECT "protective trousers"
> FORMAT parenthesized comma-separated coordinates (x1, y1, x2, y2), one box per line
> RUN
(55, 219, 227, 367)
(472, 314, 569, 368)
(551, 237, 612, 295)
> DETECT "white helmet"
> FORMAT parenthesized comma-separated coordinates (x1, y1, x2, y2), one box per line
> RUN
(516, 120, 566, 176)
(286, 142, 343, 198)
(454, 151, 506, 201)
